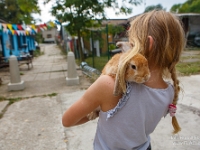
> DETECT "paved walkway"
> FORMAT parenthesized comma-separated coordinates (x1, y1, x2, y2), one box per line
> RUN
(0, 44, 91, 98)
(0, 45, 200, 150)
(0, 44, 92, 150)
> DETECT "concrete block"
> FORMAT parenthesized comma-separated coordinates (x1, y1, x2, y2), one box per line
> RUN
(8, 80, 25, 91)
(9, 55, 21, 83)
(7, 55, 26, 91)
(66, 52, 79, 86)
(66, 77, 79, 86)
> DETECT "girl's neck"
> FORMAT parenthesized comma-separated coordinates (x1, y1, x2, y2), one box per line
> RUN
(144, 69, 168, 89)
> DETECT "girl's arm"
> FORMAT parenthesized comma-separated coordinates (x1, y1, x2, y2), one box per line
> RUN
(62, 75, 117, 127)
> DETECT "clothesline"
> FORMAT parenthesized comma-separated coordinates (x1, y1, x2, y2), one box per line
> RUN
(0, 21, 56, 35)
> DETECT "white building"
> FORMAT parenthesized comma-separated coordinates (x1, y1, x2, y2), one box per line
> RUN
(42, 28, 58, 43)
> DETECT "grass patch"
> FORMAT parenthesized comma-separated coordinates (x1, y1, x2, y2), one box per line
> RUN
(47, 93, 58, 97)
(185, 47, 200, 51)
(0, 93, 58, 104)
(77, 55, 109, 72)
(33, 49, 44, 57)
(176, 62, 200, 76)
(75, 50, 200, 77)
(86, 56, 109, 71)
(177, 50, 200, 75)
(7, 97, 23, 105)
(0, 93, 59, 119)
(0, 96, 6, 102)
(181, 55, 200, 60)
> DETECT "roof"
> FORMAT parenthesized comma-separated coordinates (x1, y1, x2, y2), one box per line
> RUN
(174, 13, 200, 17)
(102, 19, 127, 25)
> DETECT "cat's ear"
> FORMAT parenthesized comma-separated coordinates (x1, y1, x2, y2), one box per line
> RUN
(116, 42, 133, 52)
(113, 53, 127, 96)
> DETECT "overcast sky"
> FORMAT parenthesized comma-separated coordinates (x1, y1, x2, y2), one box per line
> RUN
(34, 0, 187, 24)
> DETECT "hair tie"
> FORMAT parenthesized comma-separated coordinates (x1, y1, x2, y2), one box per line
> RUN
(169, 104, 177, 117)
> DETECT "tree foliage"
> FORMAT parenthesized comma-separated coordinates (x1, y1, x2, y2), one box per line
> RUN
(0, 0, 40, 23)
(44, 0, 142, 60)
(46, 0, 141, 32)
(144, 4, 165, 13)
(170, 0, 200, 13)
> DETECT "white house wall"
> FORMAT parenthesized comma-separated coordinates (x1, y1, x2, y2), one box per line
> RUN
(42, 28, 58, 43)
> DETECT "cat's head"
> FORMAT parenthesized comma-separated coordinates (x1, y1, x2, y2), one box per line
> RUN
(125, 53, 150, 83)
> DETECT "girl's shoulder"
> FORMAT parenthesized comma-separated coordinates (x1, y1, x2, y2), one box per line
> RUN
(97, 75, 115, 86)
(93, 75, 122, 111)
(87, 75, 116, 98)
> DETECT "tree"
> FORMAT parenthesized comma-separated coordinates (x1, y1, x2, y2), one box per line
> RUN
(0, 0, 40, 24)
(44, 0, 142, 61)
(144, 4, 165, 13)
(170, 0, 200, 13)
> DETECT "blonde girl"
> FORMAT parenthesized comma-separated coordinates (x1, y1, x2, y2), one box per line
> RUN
(118, 10, 185, 134)
(62, 10, 186, 150)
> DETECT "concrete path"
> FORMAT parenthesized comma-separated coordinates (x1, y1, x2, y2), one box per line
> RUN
(0, 45, 200, 150)
(0, 44, 92, 150)
(0, 96, 66, 150)
(0, 44, 91, 98)
(58, 75, 200, 150)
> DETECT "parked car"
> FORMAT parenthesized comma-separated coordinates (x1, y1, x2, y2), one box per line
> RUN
(187, 32, 200, 47)
(194, 32, 200, 47)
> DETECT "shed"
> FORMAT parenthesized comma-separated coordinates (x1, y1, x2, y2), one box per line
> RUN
(176, 13, 200, 46)
(0, 20, 36, 59)
(0, 19, 36, 68)
(42, 26, 58, 43)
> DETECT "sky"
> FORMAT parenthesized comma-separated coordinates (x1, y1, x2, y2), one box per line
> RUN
(34, 0, 187, 24)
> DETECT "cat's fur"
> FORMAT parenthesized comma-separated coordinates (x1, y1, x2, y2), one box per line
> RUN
(102, 51, 150, 96)
(87, 42, 150, 120)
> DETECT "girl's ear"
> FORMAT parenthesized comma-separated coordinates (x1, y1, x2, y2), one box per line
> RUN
(148, 36, 154, 51)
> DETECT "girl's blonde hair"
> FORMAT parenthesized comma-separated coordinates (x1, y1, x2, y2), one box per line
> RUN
(117, 10, 186, 134)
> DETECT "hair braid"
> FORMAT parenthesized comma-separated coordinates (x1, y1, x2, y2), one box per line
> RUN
(120, 10, 185, 134)
(170, 66, 181, 134)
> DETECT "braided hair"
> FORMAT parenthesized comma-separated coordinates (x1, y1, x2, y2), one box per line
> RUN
(117, 10, 186, 133)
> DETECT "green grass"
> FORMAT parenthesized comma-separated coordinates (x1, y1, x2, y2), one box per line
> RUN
(180, 55, 200, 60)
(176, 62, 200, 76)
(0, 93, 58, 104)
(185, 47, 200, 51)
(76, 51, 200, 76)
(177, 50, 200, 75)
(33, 49, 44, 57)
(77, 55, 109, 72)
(47, 93, 58, 97)
(0, 96, 6, 102)
(85, 56, 109, 71)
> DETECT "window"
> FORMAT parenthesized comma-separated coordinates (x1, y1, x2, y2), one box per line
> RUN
(8, 34, 14, 50)
(47, 34, 52, 38)
(0, 36, 3, 56)
(17, 35, 21, 48)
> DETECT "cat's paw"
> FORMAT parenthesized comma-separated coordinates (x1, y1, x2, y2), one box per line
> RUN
(87, 108, 100, 120)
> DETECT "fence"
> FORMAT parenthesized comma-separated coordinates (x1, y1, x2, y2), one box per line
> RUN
(80, 62, 101, 79)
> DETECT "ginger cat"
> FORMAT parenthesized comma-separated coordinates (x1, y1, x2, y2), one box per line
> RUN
(87, 42, 150, 120)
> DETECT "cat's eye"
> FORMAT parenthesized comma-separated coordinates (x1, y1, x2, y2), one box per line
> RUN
(131, 65, 136, 70)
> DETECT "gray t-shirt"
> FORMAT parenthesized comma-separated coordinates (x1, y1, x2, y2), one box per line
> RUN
(93, 82, 174, 150)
